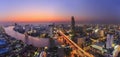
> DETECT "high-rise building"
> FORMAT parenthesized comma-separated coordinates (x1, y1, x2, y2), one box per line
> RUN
(71, 16, 77, 43)
(106, 34, 114, 49)
(49, 23, 54, 38)
(100, 29, 104, 37)
(71, 16, 75, 37)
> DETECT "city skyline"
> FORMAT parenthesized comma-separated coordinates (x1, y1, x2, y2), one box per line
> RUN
(0, 0, 120, 23)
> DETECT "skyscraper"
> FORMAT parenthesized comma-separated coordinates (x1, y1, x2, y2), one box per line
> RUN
(71, 16, 77, 43)
(106, 34, 114, 49)
(71, 16, 75, 37)
(49, 23, 54, 38)
(100, 29, 104, 37)
(106, 34, 111, 49)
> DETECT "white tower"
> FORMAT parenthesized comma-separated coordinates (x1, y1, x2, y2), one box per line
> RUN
(106, 34, 114, 49)
(111, 35, 114, 47)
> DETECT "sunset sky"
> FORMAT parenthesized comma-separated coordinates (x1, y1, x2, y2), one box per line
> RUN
(0, 0, 120, 23)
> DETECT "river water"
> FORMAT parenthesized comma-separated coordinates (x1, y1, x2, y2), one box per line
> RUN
(4, 26, 49, 47)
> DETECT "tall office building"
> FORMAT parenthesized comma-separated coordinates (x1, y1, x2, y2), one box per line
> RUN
(106, 34, 114, 49)
(49, 23, 54, 38)
(71, 16, 77, 43)
(100, 29, 104, 37)
(71, 16, 75, 37)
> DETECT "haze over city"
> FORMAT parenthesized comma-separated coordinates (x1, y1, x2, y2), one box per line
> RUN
(0, 0, 120, 23)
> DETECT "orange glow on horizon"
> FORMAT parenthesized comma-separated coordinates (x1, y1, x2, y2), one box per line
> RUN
(2, 16, 70, 23)
(1, 9, 71, 22)
(0, 6, 90, 23)
(0, 15, 91, 23)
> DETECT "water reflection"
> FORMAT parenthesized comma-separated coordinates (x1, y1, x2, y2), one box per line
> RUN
(4, 26, 49, 47)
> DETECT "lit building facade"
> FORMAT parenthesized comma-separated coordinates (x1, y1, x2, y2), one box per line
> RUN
(106, 34, 114, 49)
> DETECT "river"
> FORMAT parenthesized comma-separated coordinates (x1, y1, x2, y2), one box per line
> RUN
(4, 26, 49, 47)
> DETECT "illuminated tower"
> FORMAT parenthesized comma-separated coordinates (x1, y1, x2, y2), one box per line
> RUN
(106, 34, 111, 49)
(71, 16, 75, 37)
(106, 34, 114, 49)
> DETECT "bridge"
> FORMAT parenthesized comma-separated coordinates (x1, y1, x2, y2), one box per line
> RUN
(57, 30, 94, 57)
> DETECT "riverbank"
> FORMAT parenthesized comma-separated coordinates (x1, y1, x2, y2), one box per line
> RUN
(4, 26, 49, 47)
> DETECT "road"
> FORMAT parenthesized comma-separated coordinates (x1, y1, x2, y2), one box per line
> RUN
(57, 30, 94, 57)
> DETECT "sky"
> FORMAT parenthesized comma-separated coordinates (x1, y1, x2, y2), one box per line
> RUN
(0, 0, 120, 23)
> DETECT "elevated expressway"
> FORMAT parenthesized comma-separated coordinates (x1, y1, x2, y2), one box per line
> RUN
(57, 30, 94, 57)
